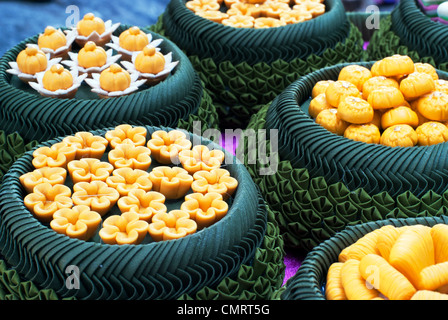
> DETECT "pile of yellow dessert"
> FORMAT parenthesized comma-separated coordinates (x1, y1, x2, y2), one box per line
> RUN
(310, 54, 448, 147)
(7, 13, 176, 99)
(325, 223, 448, 300)
(185, 0, 325, 28)
(19, 125, 238, 245)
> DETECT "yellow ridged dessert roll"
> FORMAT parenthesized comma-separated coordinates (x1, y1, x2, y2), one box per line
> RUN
(325, 262, 347, 300)
(411, 290, 448, 300)
(376, 225, 410, 261)
(389, 225, 435, 288)
(338, 228, 383, 262)
(418, 261, 448, 291)
(341, 259, 381, 300)
(359, 254, 416, 300)
(431, 224, 448, 264)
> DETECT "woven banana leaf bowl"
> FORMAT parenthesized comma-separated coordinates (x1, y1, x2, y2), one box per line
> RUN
(281, 216, 448, 300)
(0, 124, 268, 300)
(0, 25, 203, 142)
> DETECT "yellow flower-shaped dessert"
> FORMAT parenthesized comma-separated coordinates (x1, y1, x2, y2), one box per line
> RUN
(72, 180, 120, 216)
(195, 10, 230, 23)
(67, 158, 114, 183)
(62, 131, 108, 160)
(148, 210, 197, 241)
(293, 1, 326, 16)
(261, 1, 291, 19)
(105, 124, 147, 149)
(192, 168, 238, 199)
(338, 65, 373, 92)
(149, 166, 193, 199)
(222, 15, 255, 28)
(254, 17, 287, 29)
(380, 124, 418, 148)
(178, 145, 225, 174)
(186, 0, 221, 12)
(400, 72, 435, 101)
(343, 124, 381, 144)
(337, 96, 374, 124)
(117, 189, 166, 222)
(371, 55, 415, 78)
(416, 121, 448, 146)
(20, 167, 67, 193)
(279, 9, 313, 24)
(181, 192, 228, 229)
(24, 183, 73, 223)
(315, 108, 349, 136)
(146, 130, 192, 164)
(74, 13, 120, 48)
(108, 144, 152, 170)
(367, 86, 406, 110)
(227, 2, 262, 18)
(99, 212, 149, 245)
(32, 142, 77, 169)
(362, 76, 399, 100)
(50, 205, 102, 241)
(106, 167, 153, 197)
(325, 80, 361, 108)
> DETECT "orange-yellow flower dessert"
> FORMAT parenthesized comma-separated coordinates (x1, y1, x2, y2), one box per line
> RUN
(108, 143, 152, 170)
(99, 211, 149, 245)
(50, 205, 102, 241)
(148, 210, 197, 241)
(181, 192, 228, 229)
(67, 158, 114, 183)
(191, 168, 238, 199)
(32, 141, 77, 169)
(24, 182, 73, 223)
(106, 167, 153, 197)
(62, 131, 108, 160)
(146, 130, 192, 164)
(178, 144, 225, 174)
(117, 189, 167, 222)
(149, 166, 194, 200)
(20, 167, 67, 193)
(71, 180, 120, 216)
(105, 124, 147, 149)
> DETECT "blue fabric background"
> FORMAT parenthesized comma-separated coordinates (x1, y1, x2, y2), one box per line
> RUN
(0, 0, 170, 56)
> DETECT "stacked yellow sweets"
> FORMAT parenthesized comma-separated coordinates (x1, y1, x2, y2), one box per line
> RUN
(20, 125, 238, 245)
(185, 0, 326, 28)
(310, 54, 448, 147)
(325, 223, 448, 300)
